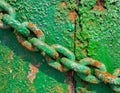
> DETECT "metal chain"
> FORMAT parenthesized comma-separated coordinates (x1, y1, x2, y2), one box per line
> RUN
(0, 0, 120, 92)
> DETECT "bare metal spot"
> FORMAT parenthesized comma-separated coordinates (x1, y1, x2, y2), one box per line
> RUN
(27, 63, 41, 83)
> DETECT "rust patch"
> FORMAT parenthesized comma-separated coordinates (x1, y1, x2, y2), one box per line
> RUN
(84, 58, 103, 67)
(22, 42, 33, 51)
(27, 63, 41, 83)
(61, 2, 66, 7)
(69, 11, 77, 24)
(96, 70, 116, 83)
(28, 22, 34, 28)
(9, 51, 14, 60)
(93, 0, 105, 11)
(57, 87, 63, 93)
(54, 52, 59, 59)
(16, 33, 36, 51)
(83, 69, 90, 74)
(94, 60, 103, 66)
(35, 30, 43, 37)
(27, 22, 43, 37)
(59, 65, 64, 72)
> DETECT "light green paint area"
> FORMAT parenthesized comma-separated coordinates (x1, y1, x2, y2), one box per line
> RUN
(0, 0, 74, 93)
(75, 0, 120, 92)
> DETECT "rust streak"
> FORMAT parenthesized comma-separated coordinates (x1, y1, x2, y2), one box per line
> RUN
(96, 70, 116, 83)
(34, 30, 42, 37)
(93, 0, 105, 11)
(93, 60, 103, 67)
(69, 11, 77, 24)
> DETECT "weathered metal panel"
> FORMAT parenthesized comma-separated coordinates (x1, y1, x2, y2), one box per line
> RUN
(0, 0, 74, 93)
(75, 0, 120, 92)
(0, 0, 120, 93)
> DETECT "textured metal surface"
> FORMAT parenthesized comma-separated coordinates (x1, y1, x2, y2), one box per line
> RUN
(0, 0, 120, 93)
(75, 0, 120, 92)
(0, 0, 74, 92)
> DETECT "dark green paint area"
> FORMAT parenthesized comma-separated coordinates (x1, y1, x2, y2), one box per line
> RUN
(0, 28, 69, 92)
(75, 0, 120, 92)
(0, 0, 74, 93)
(0, 45, 36, 93)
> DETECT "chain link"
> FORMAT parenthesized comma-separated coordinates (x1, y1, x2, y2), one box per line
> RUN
(0, 0, 120, 92)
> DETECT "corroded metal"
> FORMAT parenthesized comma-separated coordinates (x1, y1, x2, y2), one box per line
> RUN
(16, 22, 45, 51)
(2, 14, 30, 36)
(52, 44, 75, 60)
(30, 38, 59, 59)
(0, 0, 120, 93)
(0, 0, 15, 18)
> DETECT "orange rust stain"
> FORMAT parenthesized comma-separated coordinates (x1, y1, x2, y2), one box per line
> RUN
(96, 70, 116, 83)
(59, 65, 64, 72)
(28, 22, 34, 28)
(84, 58, 103, 67)
(35, 30, 43, 37)
(83, 69, 90, 74)
(93, 0, 105, 11)
(54, 52, 59, 59)
(27, 63, 41, 83)
(61, 2, 66, 7)
(69, 11, 77, 24)
(16, 34, 36, 51)
(93, 60, 103, 67)
(22, 42, 35, 51)
(57, 87, 63, 93)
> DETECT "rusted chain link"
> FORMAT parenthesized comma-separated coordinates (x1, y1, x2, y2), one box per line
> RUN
(0, 0, 120, 92)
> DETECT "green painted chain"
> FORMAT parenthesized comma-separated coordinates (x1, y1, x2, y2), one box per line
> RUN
(0, 0, 120, 92)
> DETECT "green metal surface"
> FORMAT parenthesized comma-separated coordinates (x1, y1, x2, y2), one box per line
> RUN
(0, 0, 74, 93)
(0, 0, 120, 93)
(75, 0, 120, 93)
